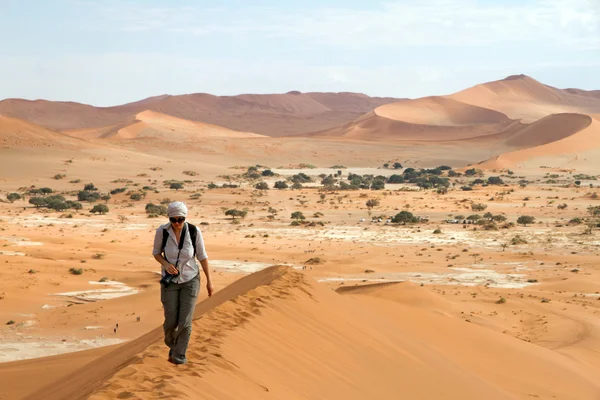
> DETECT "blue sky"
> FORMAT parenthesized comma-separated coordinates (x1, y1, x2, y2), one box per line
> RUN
(1, 0, 599, 106)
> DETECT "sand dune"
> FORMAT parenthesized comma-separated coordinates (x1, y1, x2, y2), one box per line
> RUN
(477, 115, 600, 169)
(65, 110, 265, 141)
(0, 115, 88, 149)
(0, 92, 400, 137)
(450, 75, 600, 123)
(375, 96, 509, 126)
(335, 281, 455, 313)
(20, 266, 600, 400)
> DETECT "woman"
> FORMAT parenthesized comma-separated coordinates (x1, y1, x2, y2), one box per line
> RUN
(152, 201, 214, 364)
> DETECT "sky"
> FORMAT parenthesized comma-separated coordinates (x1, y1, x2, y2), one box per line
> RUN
(1, 0, 599, 106)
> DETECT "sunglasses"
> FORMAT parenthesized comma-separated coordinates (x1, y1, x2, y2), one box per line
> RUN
(169, 217, 186, 223)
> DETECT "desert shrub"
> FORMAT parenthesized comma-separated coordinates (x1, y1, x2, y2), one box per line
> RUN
(6, 320, 15, 325)
(393, 162, 403, 169)
(7, 193, 21, 202)
(291, 211, 306, 220)
(370, 180, 385, 190)
(461, 186, 473, 191)
(471, 203, 487, 211)
(182, 170, 197, 176)
(366, 199, 380, 209)
(392, 211, 418, 224)
(433, 228, 442, 234)
(225, 209, 247, 219)
(170, 182, 184, 191)
(569, 217, 583, 225)
(487, 176, 504, 185)
(129, 193, 143, 201)
(145, 203, 167, 216)
(69, 267, 83, 275)
(483, 222, 498, 230)
(511, 235, 528, 245)
(291, 182, 303, 190)
(78, 190, 101, 202)
(466, 214, 481, 221)
(255, 182, 269, 190)
(84, 183, 98, 191)
(110, 188, 127, 195)
(464, 168, 482, 176)
(53, 174, 66, 180)
(557, 203, 568, 210)
(261, 169, 275, 177)
(90, 204, 109, 214)
(291, 173, 312, 183)
(207, 182, 218, 189)
(274, 181, 289, 189)
(517, 215, 535, 226)
(492, 215, 507, 222)
(386, 174, 405, 184)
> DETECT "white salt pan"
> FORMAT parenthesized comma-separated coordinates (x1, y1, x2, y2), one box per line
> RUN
(53, 280, 138, 301)
(0, 338, 125, 363)
(210, 260, 302, 274)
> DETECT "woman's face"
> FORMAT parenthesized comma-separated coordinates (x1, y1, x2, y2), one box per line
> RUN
(169, 216, 185, 227)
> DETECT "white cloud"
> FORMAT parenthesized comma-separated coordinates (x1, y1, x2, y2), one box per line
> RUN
(99, 0, 600, 49)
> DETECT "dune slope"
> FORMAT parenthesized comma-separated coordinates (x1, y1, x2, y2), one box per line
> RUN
(0, 115, 88, 149)
(450, 75, 600, 123)
(65, 110, 265, 141)
(24, 266, 600, 400)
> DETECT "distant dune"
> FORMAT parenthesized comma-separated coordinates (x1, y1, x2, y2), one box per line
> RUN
(0, 92, 401, 137)
(65, 110, 265, 141)
(0, 115, 87, 149)
(477, 115, 600, 169)
(450, 75, 600, 123)
(2, 74, 600, 166)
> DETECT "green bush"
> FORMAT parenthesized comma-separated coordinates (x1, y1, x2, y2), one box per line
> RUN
(7, 193, 21, 203)
(145, 203, 167, 216)
(90, 204, 109, 214)
(69, 268, 83, 275)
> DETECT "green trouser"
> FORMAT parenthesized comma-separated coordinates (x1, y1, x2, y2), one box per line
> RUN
(160, 274, 200, 363)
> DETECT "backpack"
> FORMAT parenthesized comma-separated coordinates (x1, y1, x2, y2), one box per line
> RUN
(161, 223, 198, 262)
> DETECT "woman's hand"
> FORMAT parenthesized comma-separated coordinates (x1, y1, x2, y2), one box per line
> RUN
(206, 281, 214, 297)
(166, 264, 179, 275)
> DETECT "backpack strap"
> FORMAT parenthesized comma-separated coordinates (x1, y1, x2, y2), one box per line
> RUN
(161, 228, 170, 262)
(161, 223, 196, 261)
(188, 223, 197, 258)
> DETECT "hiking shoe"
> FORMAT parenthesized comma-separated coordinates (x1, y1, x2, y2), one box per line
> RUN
(169, 356, 187, 365)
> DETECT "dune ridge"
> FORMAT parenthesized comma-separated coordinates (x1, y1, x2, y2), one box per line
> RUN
(477, 115, 600, 168)
(65, 110, 265, 141)
(449, 75, 600, 123)
(23, 266, 600, 400)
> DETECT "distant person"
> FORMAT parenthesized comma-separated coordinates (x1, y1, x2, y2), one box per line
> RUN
(153, 201, 214, 365)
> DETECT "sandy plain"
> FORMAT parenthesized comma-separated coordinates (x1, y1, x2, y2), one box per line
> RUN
(1, 75, 600, 399)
